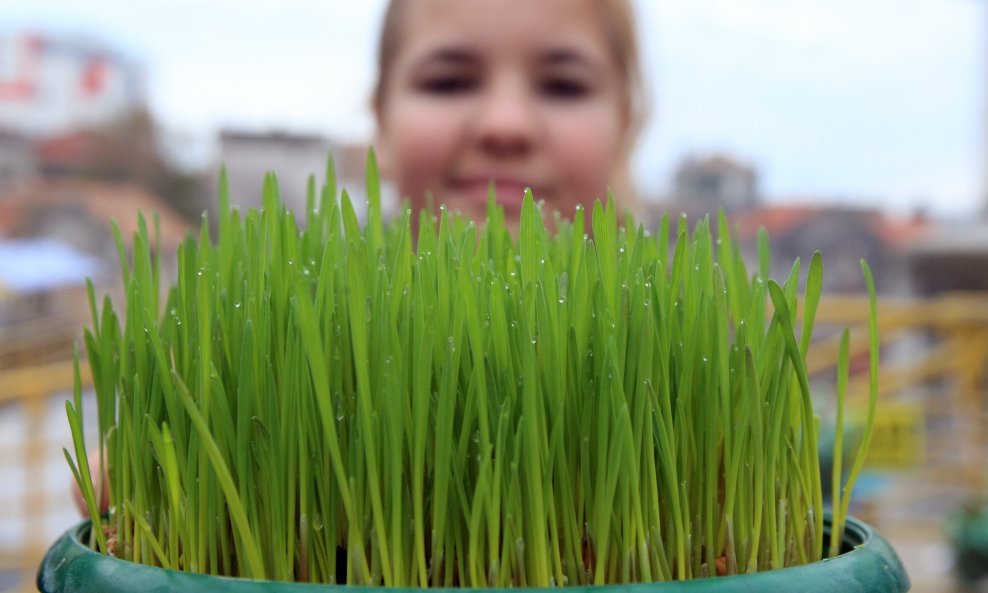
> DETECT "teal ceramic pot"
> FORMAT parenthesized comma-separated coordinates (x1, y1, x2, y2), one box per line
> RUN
(39, 515, 909, 593)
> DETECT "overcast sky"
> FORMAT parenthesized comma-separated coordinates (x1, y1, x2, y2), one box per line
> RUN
(4, 0, 986, 217)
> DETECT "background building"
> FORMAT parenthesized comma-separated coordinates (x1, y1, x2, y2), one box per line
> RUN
(214, 129, 373, 218)
(0, 129, 34, 191)
(0, 31, 146, 137)
(672, 154, 760, 213)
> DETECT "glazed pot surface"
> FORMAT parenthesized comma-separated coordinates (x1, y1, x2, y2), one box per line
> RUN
(38, 515, 910, 593)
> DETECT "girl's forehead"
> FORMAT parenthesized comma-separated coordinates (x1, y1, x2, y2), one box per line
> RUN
(395, 0, 613, 60)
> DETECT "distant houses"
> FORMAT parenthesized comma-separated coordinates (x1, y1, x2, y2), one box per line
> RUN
(0, 30, 374, 366)
(0, 179, 192, 367)
(672, 153, 760, 213)
(729, 204, 928, 294)
(0, 31, 146, 137)
(906, 222, 988, 294)
(0, 130, 35, 191)
(213, 129, 372, 219)
(645, 152, 933, 294)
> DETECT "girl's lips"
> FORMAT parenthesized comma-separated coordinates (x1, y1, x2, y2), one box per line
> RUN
(451, 178, 542, 212)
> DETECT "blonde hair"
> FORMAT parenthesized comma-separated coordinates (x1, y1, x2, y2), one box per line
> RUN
(372, 0, 648, 209)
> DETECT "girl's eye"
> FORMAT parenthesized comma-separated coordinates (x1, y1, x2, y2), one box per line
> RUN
(418, 76, 477, 95)
(541, 78, 590, 99)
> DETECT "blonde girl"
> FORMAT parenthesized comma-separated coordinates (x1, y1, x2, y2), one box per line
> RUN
(372, 0, 646, 222)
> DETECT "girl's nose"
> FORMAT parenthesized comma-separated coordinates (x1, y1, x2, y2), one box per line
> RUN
(470, 76, 539, 157)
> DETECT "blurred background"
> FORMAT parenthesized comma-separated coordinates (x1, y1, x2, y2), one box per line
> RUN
(1, 1, 987, 591)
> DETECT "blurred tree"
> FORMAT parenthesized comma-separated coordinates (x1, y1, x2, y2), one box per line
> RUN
(37, 108, 206, 222)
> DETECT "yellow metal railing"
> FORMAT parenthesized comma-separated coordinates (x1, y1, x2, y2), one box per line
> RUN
(0, 361, 92, 593)
(1, 293, 987, 591)
(809, 293, 988, 502)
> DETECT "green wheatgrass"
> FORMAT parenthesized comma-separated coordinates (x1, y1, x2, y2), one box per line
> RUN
(66, 153, 879, 586)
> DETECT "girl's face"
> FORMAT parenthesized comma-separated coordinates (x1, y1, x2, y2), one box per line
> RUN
(376, 0, 627, 223)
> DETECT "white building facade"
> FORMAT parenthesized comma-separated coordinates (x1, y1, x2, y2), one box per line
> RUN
(0, 31, 145, 137)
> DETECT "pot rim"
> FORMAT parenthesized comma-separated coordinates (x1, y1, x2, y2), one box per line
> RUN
(38, 514, 909, 592)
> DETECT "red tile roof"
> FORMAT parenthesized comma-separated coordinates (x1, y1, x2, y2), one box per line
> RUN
(0, 178, 192, 251)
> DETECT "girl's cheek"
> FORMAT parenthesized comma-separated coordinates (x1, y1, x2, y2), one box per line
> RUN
(389, 111, 461, 206)
(551, 110, 623, 195)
